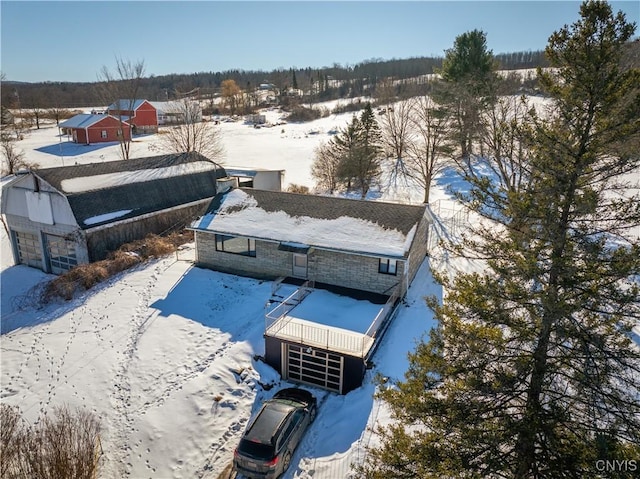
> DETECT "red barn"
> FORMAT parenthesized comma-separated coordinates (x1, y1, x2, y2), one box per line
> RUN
(59, 114, 131, 144)
(107, 99, 158, 133)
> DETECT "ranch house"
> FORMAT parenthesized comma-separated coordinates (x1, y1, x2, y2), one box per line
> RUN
(189, 188, 431, 393)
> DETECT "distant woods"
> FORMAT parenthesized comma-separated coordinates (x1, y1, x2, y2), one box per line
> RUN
(1, 51, 551, 110)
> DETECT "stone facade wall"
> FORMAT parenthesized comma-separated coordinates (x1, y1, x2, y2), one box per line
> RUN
(310, 248, 402, 295)
(405, 214, 430, 287)
(194, 231, 407, 295)
(195, 232, 291, 279)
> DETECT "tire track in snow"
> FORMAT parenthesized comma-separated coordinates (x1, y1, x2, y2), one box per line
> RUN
(283, 390, 331, 479)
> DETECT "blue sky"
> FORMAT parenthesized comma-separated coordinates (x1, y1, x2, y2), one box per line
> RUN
(2, 1, 638, 83)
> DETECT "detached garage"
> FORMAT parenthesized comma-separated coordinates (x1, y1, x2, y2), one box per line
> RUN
(1, 152, 226, 274)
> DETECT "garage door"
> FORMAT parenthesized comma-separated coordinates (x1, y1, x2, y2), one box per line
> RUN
(45, 234, 78, 274)
(13, 231, 43, 270)
(285, 344, 343, 393)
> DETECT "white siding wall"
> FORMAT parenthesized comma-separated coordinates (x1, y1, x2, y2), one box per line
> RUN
(3, 174, 89, 272)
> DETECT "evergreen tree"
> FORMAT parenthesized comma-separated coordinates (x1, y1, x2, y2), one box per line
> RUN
(436, 29, 499, 163)
(359, 2, 640, 478)
(356, 102, 384, 198)
(321, 103, 383, 198)
(332, 114, 363, 192)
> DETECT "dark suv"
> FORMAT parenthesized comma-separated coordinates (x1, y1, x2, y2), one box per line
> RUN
(233, 388, 317, 479)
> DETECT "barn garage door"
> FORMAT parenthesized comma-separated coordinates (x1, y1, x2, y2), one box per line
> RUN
(13, 231, 43, 270)
(285, 344, 343, 393)
(45, 234, 78, 274)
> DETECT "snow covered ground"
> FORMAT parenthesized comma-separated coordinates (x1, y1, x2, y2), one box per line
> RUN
(4, 97, 636, 478)
(0, 103, 445, 478)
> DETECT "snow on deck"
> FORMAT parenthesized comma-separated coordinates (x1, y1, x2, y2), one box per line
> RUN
(285, 289, 383, 333)
(265, 289, 384, 357)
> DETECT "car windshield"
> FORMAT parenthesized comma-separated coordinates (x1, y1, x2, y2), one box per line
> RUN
(238, 439, 275, 460)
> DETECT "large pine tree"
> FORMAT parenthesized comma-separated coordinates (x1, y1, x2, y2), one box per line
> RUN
(437, 29, 498, 162)
(326, 102, 383, 198)
(359, 2, 640, 478)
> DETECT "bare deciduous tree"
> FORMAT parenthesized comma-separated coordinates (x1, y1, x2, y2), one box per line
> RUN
(374, 77, 396, 106)
(97, 57, 146, 160)
(0, 404, 24, 478)
(153, 96, 224, 161)
(379, 98, 414, 187)
(220, 79, 241, 114)
(1, 404, 101, 479)
(405, 95, 453, 203)
(47, 105, 72, 127)
(1, 133, 35, 176)
(311, 141, 341, 193)
(22, 91, 45, 130)
(476, 95, 532, 195)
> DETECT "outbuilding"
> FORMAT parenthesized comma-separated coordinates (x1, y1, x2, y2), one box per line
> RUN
(59, 114, 131, 144)
(1, 152, 226, 274)
(107, 99, 158, 133)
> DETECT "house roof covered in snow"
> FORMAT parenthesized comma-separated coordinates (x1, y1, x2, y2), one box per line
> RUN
(59, 114, 127, 129)
(190, 188, 428, 258)
(34, 152, 226, 230)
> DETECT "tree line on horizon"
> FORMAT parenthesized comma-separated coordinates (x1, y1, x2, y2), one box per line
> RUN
(0, 50, 551, 110)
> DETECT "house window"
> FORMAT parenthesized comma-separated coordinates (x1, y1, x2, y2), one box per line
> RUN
(116, 129, 123, 138)
(101, 130, 107, 139)
(379, 258, 397, 275)
(215, 234, 256, 257)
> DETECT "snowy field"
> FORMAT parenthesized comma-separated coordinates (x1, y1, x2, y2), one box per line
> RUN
(3, 96, 637, 478)
(0, 103, 445, 479)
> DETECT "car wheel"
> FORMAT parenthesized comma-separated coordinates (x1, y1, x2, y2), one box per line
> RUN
(285, 451, 292, 470)
(309, 406, 317, 423)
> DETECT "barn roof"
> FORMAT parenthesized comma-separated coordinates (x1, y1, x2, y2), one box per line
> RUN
(35, 152, 226, 230)
(149, 100, 200, 113)
(191, 188, 428, 258)
(58, 114, 126, 129)
(107, 99, 151, 111)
